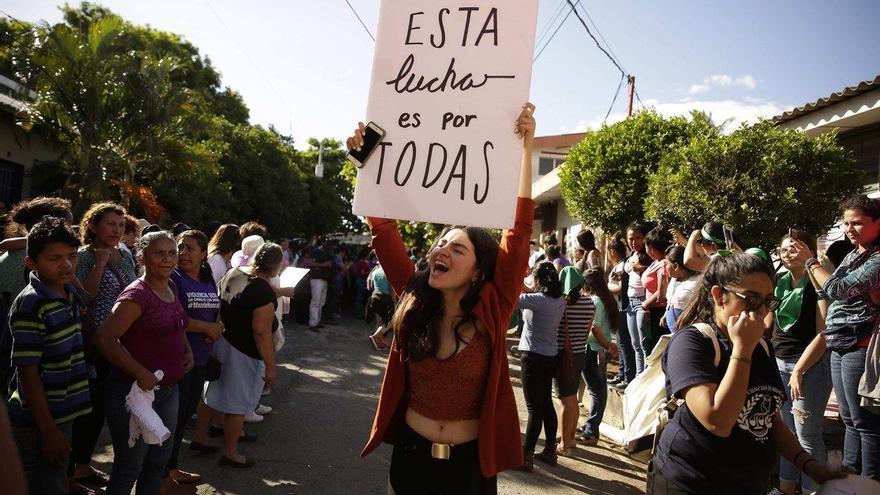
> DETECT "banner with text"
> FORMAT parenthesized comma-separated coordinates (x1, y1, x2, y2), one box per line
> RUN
(352, 1, 539, 228)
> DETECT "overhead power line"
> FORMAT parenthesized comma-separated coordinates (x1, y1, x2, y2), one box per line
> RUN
(577, 2, 627, 75)
(344, 0, 375, 42)
(533, 0, 581, 63)
(604, 73, 626, 122)
(565, 0, 625, 77)
(535, 0, 568, 49)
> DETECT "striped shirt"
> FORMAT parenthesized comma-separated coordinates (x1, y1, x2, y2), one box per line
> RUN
(7, 272, 92, 424)
(558, 295, 595, 354)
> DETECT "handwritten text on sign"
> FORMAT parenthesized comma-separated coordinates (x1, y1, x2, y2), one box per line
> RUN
(352, 1, 538, 229)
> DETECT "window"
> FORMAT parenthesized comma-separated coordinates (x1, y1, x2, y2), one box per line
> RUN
(839, 123, 880, 186)
(538, 156, 565, 175)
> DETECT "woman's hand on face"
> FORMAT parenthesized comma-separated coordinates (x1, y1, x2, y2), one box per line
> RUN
(514, 103, 536, 148)
(727, 310, 765, 353)
(345, 122, 366, 153)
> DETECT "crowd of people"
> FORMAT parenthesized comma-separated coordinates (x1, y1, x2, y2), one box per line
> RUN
(0, 196, 383, 494)
(2, 99, 879, 495)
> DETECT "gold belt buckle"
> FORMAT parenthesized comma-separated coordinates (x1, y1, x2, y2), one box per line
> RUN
(431, 442, 451, 460)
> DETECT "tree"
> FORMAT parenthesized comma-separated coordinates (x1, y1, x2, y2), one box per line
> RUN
(299, 138, 366, 236)
(558, 111, 717, 234)
(645, 121, 865, 252)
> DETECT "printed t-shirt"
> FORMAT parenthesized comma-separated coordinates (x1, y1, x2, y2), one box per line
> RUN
(7, 273, 91, 424)
(557, 295, 594, 354)
(654, 324, 785, 495)
(112, 279, 188, 386)
(219, 268, 278, 360)
(171, 270, 220, 366)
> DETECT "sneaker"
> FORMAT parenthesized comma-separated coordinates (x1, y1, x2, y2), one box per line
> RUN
(608, 376, 623, 385)
(244, 412, 264, 424)
(262, 385, 272, 396)
(576, 432, 599, 446)
(610, 380, 629, 391)
(255, 404, 273, 415)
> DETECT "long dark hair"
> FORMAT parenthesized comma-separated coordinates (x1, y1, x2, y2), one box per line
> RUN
(677, 253, 775, 329)
(208, 223, 240, 257)
(390, 226, 499, 361)
(177, 230, 214, 284)
(582, 268, 617, 331)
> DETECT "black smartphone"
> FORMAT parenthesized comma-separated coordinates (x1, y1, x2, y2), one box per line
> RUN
(346, 122, 385, 169)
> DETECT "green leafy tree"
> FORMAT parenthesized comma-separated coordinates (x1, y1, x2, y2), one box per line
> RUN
(645, 121, 865, 252)
(559, 111, 717, 234)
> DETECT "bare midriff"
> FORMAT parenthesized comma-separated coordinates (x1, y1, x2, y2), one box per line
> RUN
(405, 408, 480, 445)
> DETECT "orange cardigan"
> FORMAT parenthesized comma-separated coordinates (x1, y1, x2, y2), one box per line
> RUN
(361, 197, 534, 477)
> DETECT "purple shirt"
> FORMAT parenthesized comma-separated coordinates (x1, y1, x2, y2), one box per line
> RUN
(171, 270, 220, 366)
(113, 279, 189, 386)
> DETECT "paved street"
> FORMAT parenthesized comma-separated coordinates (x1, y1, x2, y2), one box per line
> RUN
(91, 316, 647, 494)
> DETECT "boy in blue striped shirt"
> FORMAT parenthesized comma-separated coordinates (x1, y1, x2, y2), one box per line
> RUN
(7, 216, 91, 494)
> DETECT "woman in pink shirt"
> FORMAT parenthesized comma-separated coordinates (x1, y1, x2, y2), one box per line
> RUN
(640, 228, 671, 355)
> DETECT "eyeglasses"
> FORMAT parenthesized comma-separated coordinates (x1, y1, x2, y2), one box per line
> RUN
(723, 286, 780, 312)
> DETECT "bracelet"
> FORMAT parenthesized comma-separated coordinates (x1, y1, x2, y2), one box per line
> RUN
(805, 258, 820, 272)
(730, 355, 751, 364)
(793, 450, 808, 469)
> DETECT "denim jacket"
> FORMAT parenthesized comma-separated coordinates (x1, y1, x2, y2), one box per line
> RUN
(818, 249, 880, 352)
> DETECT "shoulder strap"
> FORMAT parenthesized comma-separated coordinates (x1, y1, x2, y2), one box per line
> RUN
(693, 323, 721, 368)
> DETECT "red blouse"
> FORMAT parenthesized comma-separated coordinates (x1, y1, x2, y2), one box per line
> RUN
(407, 328, 490, 421)
(361, 197, 534, 477)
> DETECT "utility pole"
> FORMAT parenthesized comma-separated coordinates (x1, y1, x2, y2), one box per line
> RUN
(626, 75, 635, 117)
(314, 143, 324, 178)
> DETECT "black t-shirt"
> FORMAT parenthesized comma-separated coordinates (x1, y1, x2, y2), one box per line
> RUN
(310, 247, 331, 280)
(771, 279, 818, 361)
(219, 268, 278, 360)
(654, 323, 786, 495)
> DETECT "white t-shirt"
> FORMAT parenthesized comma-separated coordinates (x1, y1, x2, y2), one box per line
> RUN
(666, 277, 697, 310)
(625, 252, 645, 298)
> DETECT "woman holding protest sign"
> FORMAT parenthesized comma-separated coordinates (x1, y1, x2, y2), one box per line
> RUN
(354, 103, 535, 494)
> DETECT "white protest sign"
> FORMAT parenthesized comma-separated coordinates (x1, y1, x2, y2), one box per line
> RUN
(352, 1, 539, 229)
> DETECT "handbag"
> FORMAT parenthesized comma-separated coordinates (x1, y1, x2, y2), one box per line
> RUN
(556, 309, 574, 379)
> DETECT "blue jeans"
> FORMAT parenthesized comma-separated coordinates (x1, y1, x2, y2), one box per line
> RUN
(106, 381, 179, 495)
(582, 347, 608, 437)
(626, 296, 648, 374)
(777, 354, 833, 491)
(830, 347, 880, 480)
(616, 309, 636, 382)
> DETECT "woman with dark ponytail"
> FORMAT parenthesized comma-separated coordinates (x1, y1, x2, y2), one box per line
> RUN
(649, 254, 846, 494)
(353, 104, 536, 494)
(515, 261, 565, 470)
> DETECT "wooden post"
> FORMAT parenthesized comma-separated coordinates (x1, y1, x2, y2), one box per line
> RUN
(627, 75, 635, 117)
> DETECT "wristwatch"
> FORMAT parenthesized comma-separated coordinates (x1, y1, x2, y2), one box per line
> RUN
(805, 257, 820, 271)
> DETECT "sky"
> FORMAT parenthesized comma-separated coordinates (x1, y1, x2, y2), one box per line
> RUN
(4, 0, 880, 147)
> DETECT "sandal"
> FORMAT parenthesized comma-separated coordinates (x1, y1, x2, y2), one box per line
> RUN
(218, 455, 255, 468)
(369, 335, 383, 351)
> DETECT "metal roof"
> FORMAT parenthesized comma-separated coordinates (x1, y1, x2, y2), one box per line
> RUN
(772, 74, 880, 125)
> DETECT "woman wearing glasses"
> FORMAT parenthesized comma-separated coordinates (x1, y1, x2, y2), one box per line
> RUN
(648, 253, 846, 494)
(767, 230, 832, 495)
(789, 195, 880, 481)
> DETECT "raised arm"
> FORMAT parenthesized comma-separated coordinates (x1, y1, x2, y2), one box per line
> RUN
(494, 104, 536, 309)
(347, 122, 415, 295)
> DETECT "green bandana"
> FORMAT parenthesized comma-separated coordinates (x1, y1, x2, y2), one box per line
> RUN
(774, 272, 806, 333)
(701, 227, 726, 247)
